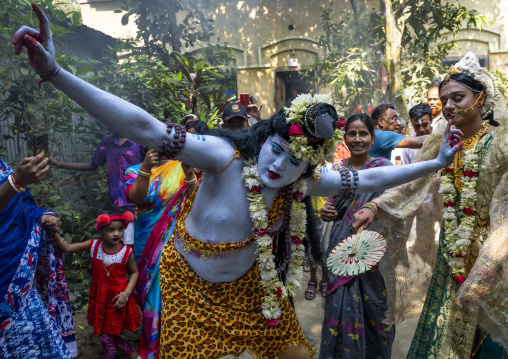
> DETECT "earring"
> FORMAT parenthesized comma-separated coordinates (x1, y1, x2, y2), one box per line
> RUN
(371, 140, 374, 145)
(478, 102, 483, 107)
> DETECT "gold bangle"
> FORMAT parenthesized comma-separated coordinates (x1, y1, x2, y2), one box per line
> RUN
(184, 176, 198, 184)
(138, 170, 151, 177)
(362, 202, 379, 215)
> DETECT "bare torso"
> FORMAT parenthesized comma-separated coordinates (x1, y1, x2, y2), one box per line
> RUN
(175, 157, 283, 283)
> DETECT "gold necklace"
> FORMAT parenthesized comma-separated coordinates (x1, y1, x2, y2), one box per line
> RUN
(453, 121, 490, 191)
(102, 242, 120, 277)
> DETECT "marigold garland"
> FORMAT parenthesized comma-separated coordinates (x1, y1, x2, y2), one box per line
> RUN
(242, 157, 306, 325)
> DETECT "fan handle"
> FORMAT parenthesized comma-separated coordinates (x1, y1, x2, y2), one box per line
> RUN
(350, 226, 364, 256)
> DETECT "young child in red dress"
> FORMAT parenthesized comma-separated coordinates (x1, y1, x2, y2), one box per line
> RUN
(50, 207, 141, 359)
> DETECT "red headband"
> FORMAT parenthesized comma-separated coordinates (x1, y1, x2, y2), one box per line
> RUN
(95, 212, 135, 230)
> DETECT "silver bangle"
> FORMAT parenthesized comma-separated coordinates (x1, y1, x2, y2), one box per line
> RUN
(121, 292, 129, 300)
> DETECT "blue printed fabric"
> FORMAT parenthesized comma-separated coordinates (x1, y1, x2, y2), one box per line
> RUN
(0, 158, 76, 358)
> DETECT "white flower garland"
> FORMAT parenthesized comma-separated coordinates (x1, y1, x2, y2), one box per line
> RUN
(284, 93, 343, 166)
(439, 147, 480, 283)
(242, 157, 306, 326)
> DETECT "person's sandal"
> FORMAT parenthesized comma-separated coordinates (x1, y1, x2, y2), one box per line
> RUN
(305, 281, 316, 300)
(320, 281, 327, 298)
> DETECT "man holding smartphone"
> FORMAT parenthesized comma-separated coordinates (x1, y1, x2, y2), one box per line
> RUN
(48, 133, 145, 246)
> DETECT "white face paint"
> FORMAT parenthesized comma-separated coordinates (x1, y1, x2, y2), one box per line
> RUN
(257, 134, 309, 188)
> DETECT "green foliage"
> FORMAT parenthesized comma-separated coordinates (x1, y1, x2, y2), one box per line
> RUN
(0, 0, 107, 311)
(1, 0, 232, 310)
(119, 0, 215, 56)
(313, 0, 490, 115)
(495, 70, 508, 101)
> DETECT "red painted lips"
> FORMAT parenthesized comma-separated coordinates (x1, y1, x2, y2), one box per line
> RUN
(268, 170, 280, 179)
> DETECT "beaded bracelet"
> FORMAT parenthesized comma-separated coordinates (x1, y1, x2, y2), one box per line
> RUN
(158, 123, 187, 159)
(346, 167, 359, 199)
(337, 167, 352, 199)
(121, 292, 129, 300)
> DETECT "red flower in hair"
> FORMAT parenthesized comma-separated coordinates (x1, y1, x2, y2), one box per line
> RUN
(288, 124, 303, 136)
(250, 185, 261, 192)
(337, 118, 347, 130)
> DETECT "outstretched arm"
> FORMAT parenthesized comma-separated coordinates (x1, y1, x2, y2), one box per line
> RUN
(13, 3, 234, 172)
(49, 230, 91, 253)
(309, 121, 462, 197)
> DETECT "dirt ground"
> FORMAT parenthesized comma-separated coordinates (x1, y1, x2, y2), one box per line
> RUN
(73, 270, 419, 359)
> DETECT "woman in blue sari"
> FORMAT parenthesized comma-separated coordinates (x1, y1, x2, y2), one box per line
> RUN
(0, 154, 77, 358)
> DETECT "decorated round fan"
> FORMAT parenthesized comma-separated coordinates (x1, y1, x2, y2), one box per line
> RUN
(326, 227, 386, 276)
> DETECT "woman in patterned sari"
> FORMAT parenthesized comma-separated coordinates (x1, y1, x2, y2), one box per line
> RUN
(354, 52, 508, 358)
(126, 146, 199, 359)
(319, 114, 394, 359)
(0, 154, 77, 358)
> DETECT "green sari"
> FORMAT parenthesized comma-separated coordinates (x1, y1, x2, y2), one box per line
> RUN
(408, 129, 507, 358)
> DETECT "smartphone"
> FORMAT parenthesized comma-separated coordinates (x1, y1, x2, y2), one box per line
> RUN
(33, 133, 51, 179)
(239, 93, 250, 110)
(33, 133, 49, 158)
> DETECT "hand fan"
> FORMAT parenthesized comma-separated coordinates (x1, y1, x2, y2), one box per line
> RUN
(326, 227, 386, 276)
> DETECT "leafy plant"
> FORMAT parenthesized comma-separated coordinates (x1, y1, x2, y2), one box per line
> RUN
(312, 1, 490, 118)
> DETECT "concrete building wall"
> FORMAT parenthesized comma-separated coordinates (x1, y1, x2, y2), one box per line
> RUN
(445, 0, 508, 73)
(77, 0, 379, 114)
(77, 0, 508, 113)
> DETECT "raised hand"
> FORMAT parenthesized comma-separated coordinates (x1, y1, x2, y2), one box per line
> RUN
(12, 3, 57, 77)
(141, 149, 161, 170)
(14, 152, 50, 187)
(437, 120, 463, 167)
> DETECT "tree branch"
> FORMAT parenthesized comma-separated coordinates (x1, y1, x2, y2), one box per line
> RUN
(350, 0, 360, 14)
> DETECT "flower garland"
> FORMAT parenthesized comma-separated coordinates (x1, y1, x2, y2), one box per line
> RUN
(439, 148, 480, 284)
(284, 93, 343, 166)
(242, 157, 307, 326)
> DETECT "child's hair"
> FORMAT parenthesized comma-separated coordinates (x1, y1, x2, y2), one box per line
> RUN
(98, 206, 127, 217)
(96, 206, 134, 231)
